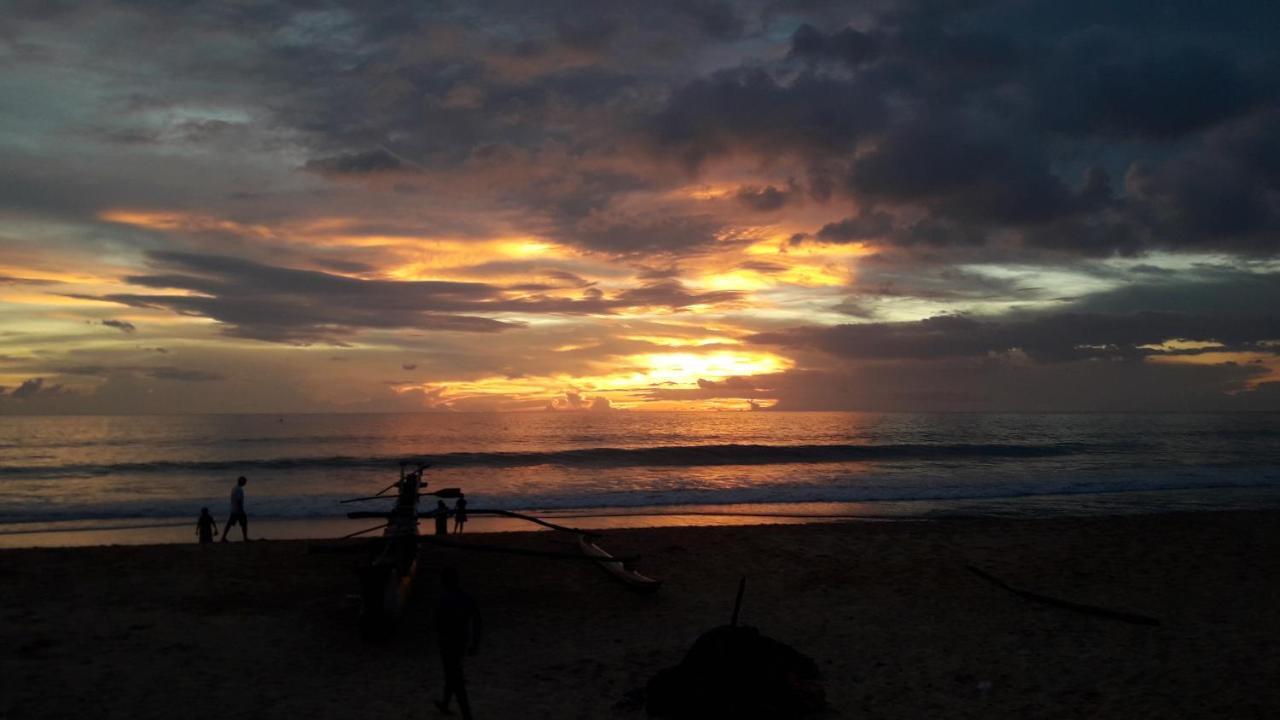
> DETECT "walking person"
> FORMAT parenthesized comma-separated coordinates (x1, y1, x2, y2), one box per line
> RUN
(195, 507, 218, 545)
(452, 494, 468, 535)
(220, 476, 250, 542)
(434, 566, 481, 720)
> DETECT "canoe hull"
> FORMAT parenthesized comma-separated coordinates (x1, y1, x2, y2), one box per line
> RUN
(579, 534, 661, 593)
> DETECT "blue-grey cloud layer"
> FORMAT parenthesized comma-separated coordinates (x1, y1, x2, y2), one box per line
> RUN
(3, 0, 1280, 411)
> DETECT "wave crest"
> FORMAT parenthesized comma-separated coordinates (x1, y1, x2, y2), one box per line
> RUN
(0, 442, 1084, 479)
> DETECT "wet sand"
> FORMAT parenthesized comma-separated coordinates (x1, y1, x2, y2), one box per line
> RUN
(2, 510, 1278, 719)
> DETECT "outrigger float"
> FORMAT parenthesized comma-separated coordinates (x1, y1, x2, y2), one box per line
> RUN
(317, 462, 660, 638)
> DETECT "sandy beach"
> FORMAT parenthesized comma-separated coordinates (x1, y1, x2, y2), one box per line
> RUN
(2, 510, 1277, 719)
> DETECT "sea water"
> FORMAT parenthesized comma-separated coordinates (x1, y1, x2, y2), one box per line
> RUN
(2, 412, 1279, 543)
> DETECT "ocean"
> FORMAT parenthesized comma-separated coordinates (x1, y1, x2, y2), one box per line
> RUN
(2, 412, 1279, 545)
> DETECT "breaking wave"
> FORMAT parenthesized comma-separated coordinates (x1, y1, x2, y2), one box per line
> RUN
(0, 442, 1087, 479)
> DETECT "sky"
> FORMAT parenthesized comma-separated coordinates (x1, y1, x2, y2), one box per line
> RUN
(2, 0, 1279, 414)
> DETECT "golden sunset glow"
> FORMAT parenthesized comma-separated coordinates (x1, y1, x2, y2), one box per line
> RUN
(3, 1, 1278, 416)
(100, 210, 277, 238)
(1149, 352, 1280, 388)
(623, 335, 741, 347)
(375, 348, 790, 411)
(630, 351, 790, 383)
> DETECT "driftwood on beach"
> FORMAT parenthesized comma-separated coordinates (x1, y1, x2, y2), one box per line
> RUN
(967, 565, 1161, 626)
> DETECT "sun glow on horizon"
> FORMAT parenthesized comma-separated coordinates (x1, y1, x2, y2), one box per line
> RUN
(382, 348, 791, 411)
(628, 351, 790, 384)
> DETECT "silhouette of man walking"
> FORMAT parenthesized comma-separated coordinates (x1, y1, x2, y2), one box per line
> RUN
(434, 566, 481, 719)
(220, 476, 249, 542)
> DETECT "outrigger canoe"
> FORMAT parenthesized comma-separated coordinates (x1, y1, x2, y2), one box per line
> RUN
(357, 466, 424, 637)
(579, 533, 662, 593)
(321, 467, 661, 640)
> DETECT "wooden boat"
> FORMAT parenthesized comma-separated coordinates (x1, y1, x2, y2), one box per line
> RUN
(579, 533, 662, 593)
(325, 466, 660, 639)
(356, 466, 424, 638)
(441, 508, 663, 594)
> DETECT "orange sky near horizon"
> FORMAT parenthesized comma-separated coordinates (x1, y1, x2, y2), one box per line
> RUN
(3, 2, 1278, 414)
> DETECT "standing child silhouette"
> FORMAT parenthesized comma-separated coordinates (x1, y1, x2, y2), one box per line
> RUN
(452, 494, 468, 534)
(196, 507, 218, 545)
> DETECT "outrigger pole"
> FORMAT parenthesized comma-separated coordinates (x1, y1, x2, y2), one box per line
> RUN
(343, 504, 661, 593)
(317, 462, 663, 640)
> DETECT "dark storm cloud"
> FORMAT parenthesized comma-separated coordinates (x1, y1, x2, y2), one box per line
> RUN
(145, 367, 224, 382)
(846, 118, 1083, 226)
(1069, 267, 1280, 317)
(751, 308, 1280, 363)
(734, 183, 800, 212)
(840, 254, 1040, 301)
(73, 251, 742, 343)
(643, 375, 773, 402)
(1115, 113, 1280, 255)
(3, 378, 65, 400)
(0, 275, 56, 285)
(100, 319, 136, 333)
(9, 0, 1280, 415)
(224, 1, 737, 171)
(642, 2, 1280, 258)
(1034, 44, 1271, 139)
(737, 260, 788, 274)
(747, 266, 1280, 410)
(562, 212, 726, 255)
(74, 251, 519, 343)
(641, 359, 1280, 412)
(11, 0, 1280, 261)
(789, 23, 881, 67)
(50, 365, 224, 382)
(308, 257, 379, 275)
(813, 209, 895, 244)
(612, 279, 740, 309)
(305, 149, 406, 176)
(755, 361, 1275, 412)
(651, 67, 886, 169)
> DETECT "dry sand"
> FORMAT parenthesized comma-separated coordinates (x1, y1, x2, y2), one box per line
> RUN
(2, 510, 1278, 719)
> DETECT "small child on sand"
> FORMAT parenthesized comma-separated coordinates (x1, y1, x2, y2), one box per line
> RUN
(435, 499, 450, 536)
(453, 494, 468, 534)
(196, 507, 218, 545)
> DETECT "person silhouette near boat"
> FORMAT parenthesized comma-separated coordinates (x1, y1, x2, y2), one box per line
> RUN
(220, 476, 250, 542)
(452, 494, 468, 534)
(196, 507, 218, 544)
(434, 566, 481, 720)
(434, 499, 450, 536)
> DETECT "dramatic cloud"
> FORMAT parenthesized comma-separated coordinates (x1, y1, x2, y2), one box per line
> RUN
(2, 0, 1280, 412)
(9, 378, 62, 400)
(735, 183, 800, 213)
(70, 251, 744, 344)
(50, 365, 225, 382)
(751, 311, 1280, 363)
(100, 319, 136, 333)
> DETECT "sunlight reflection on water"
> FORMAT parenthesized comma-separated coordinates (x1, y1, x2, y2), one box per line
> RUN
(2, 412, 1279, 540)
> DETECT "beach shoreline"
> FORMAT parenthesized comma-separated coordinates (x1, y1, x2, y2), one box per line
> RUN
(5, 484, 1280, 549)
(3, 509, 1277, 718)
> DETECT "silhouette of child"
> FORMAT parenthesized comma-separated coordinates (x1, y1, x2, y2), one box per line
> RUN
(196, 507, 218, 544)
(434, 499, 450, 536)
(453, 495, 468, 534)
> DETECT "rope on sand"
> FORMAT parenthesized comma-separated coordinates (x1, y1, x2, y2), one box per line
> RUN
(533, 510, 924, 522)
(421, 535, 642, 565)
(967, 565, 1160, 626)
